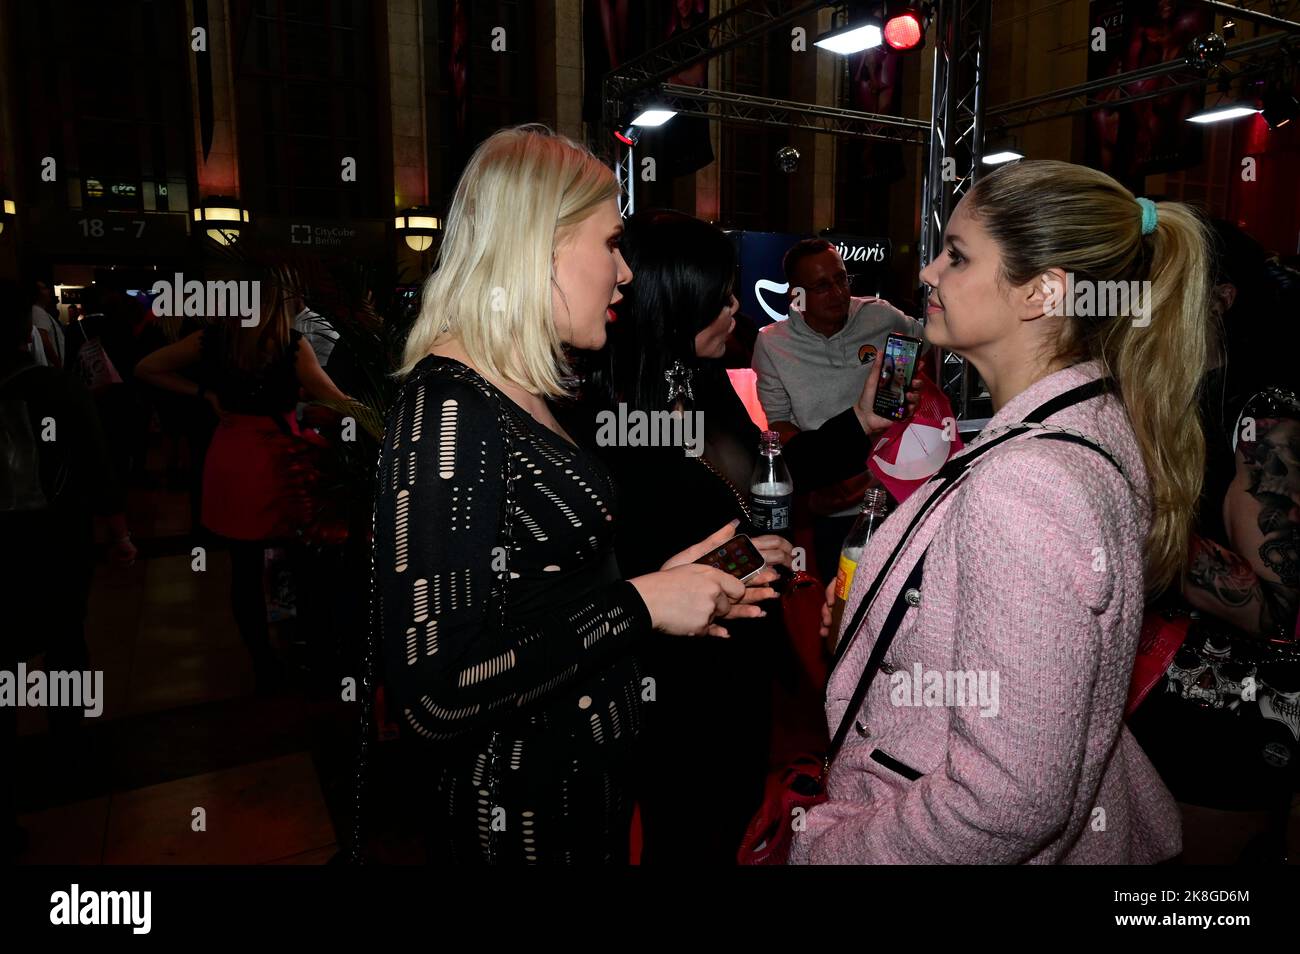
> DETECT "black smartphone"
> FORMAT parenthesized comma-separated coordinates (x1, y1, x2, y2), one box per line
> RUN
(872, 332, 923, 421)
(694, 534, 767, 583)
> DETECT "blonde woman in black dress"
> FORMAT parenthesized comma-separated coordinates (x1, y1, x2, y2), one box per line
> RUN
(375, 126, 764, 864)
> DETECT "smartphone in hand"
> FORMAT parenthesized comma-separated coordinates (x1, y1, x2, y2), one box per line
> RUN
(872, 332, 923, 421)
(694, 534, 767, 583)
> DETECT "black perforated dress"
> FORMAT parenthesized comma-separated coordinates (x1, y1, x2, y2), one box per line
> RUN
(373, 355, 653, 864)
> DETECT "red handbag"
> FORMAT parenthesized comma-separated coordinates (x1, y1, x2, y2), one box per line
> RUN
(737, 755, 829, 865)
(1126, 611, 1191, 718)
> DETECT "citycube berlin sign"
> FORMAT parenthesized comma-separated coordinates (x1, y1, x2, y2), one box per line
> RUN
(259, 216, 385, 255)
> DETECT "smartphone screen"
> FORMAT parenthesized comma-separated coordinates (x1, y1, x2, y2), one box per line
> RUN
(872, 332, 923, 421)
(694, 534, 766, 582)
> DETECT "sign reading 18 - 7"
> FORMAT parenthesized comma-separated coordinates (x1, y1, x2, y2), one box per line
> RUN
(78, 216, 148, 239)
(35, 211, 189, 254)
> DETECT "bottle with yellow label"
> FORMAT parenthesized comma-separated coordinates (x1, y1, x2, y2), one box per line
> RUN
(828, 487, 891, 654)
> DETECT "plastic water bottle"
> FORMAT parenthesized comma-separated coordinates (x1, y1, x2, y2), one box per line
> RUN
(749, 430, 793, 532)
(829, 487, 891, 654)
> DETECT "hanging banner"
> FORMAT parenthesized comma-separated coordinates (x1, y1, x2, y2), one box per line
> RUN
(1086, 0, 1213, 183)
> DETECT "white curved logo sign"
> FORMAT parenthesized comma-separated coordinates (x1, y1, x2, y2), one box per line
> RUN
(754, 278, 790, 322)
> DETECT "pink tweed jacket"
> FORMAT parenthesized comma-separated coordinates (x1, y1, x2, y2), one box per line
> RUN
(789, 360, 1182, 864)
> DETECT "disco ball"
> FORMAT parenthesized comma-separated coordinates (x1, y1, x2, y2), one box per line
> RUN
(1187, 33, 1227, 73)
(776, 146, 800, 174)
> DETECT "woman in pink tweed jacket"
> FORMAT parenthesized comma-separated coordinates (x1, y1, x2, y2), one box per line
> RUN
(790, 161, 1213, 864)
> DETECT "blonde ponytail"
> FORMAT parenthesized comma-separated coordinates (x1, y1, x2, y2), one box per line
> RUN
(1102, 202, 1212, 592)
(968, 161, 1212, 593)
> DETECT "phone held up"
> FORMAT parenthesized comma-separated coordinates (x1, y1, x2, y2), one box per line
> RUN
(872, 331, 923, 421)
(694, 534, 767, 583)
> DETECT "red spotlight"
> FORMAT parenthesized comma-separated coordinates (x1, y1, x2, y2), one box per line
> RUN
(883, 11, 924, 50)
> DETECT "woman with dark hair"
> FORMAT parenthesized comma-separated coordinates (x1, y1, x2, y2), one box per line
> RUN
(136, 271, 352, 690)
(1128, 219, 1300, 863)
(567, 209, 917, 863)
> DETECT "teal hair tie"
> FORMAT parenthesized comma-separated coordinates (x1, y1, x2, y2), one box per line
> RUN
(1136, 197, 1158, 235)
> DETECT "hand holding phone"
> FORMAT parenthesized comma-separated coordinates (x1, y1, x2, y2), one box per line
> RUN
(694, 533, 767, 583)
(872, 332, 923, 421)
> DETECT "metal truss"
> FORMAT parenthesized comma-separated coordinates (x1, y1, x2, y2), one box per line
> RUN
(919, 0, 994, 419)
(601, 0, 826, 133)
(1200, 0, 1300, 33)
(652, 83, 931, 143)
(602, 0, 827, 193)
(989, 32, 1296, 130)
(598, 0, 1298, 419)
(615, 144, 635, 217)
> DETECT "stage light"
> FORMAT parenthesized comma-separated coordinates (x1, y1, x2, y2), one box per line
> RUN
(814, 21, 883, 55)
(613, 104, 677, 146)
(982, 150, 1024, 165)
(883, 5, 927, 52)
(1261, 87, 1299, 129)
(0, 197, 14, 237)
(1187, 103, 1261, 123)
(982, 129, 1023, 165)
(630, 108, 676, 127)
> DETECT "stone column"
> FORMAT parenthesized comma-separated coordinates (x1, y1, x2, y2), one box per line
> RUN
(186, 0, 241, 200)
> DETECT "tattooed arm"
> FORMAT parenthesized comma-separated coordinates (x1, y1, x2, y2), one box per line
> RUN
(1184, 417, 1300, 640)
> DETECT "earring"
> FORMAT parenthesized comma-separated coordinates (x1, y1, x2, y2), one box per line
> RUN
(665, 360, 695, 404)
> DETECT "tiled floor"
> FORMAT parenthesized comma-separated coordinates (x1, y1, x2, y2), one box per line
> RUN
(14, 458, 350, 865)
(19, 754, 336, 865)
(100, 753, 335, 865)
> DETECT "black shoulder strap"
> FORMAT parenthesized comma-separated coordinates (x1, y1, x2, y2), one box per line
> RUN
(1021, 377, 1112, 424)
(823, 376, 1119, 772)
(825, 550, 926, 770)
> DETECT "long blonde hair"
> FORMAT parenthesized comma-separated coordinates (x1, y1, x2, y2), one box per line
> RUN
(398, 124, 620, 396)
(967, 160, 1212, 593)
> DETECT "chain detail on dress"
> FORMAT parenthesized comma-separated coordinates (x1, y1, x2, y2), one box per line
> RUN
(481, 379, 517, 865)
(694, 453, 751, 523)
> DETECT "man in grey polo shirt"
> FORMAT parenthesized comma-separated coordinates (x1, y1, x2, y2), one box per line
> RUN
(751, 238, 923, 578)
